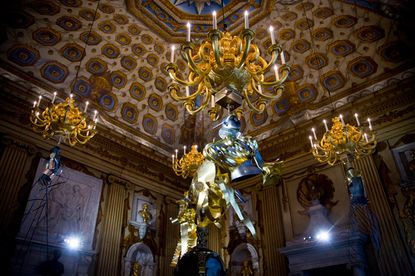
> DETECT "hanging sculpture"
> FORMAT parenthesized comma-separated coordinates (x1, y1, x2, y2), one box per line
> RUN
(170, 115, 282, 266)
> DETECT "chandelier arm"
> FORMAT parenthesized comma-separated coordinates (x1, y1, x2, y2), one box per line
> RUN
(184, 51, 204, 76)
(184, 88, 211, 115)
(243, 89, 266, 113)
(208, 30, 223, 68)
(168, 70, 202, 87)
(250, 79, 283, 100)
(257, 65, 290, 87)
(170, 84, 200, 102)
(237, 30, 254, 68)
(254, 44, 281, 74)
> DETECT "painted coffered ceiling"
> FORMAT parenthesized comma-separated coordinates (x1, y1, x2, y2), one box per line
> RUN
(0, 0, 413, 155)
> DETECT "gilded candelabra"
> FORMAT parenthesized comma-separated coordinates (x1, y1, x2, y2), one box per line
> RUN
(166, 12, 290, 120)
(172, 145, 205, 179)
(310, 114, 376, 166)
(30, 93, 98, 146)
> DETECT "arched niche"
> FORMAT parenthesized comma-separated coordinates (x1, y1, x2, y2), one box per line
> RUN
(123, 242, 155, 276)
(229, 242, 259, 275)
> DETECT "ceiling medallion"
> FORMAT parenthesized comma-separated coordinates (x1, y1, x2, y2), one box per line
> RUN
(165, 11, 290, 121)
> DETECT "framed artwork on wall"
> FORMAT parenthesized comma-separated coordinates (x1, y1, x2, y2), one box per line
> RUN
(17, 158, 103, 250)
(392, 142, 415, 186)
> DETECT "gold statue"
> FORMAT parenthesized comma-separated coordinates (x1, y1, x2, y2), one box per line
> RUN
(130, 262, 141, 276)
(138, 203, 152, 224)
(170, 192, 197, 266)
(240, 260, 253, 276)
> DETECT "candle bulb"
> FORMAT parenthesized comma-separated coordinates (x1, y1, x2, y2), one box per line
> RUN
(170, 45, 175, 63)
(52, 91, 57, 104)
(211, 95, 215, 108)
(212, 11, 217, 30)
(309, 135, 313, 148)
(364, 133, 368, 142)
(323, 119, 329, 132)
(93, 110, 98, 121)
(172, 154, 175, 164)
(354, 113, 360, 126)
(185, 86, 190, 97)
(186, 22, 191, 42)
(175, 149, 178, 159)
(367, 118, 372, 130)
(269, 26, 275, 44)
(339, 114, 345, 126)
(311, 128, 317, 140)
(183, 145, 187, 155)
(35, 111, 39, 123)
(273, 65, 279, 80)
(33, 101, 37, 108)
(84, 101, 89, 113)
(281, 51, 286, 64)
(244, 11, 249, 29)
(37, 96, 42, 107)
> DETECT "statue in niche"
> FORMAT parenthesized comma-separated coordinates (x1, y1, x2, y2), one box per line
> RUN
(138, 203, 152, 224)
(240, 260, 253, 276)
(130, 262, 141, 276)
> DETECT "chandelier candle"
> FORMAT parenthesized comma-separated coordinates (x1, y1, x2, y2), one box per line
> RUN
(274, 65, 279, 80)
(309, 136, 313, 148)
(323, 119, 329, 132)
(84, 101, 89, 113)
(354, 113, 360, 126)
(37, 96, 42, 107)
(281, 51, 286, 64)
(33, 101, 37, 108)
(170, 45, 175, 63)
(368, 118, 372, 130)
(186, 22, 191, 42)
(311, 128, 317, 140)
(269, 26, 275, 44)
(212, 11, 217, 29)
(52, 92, 57, 104)
(339, 114, 345, 126)
(185, 86, 190, 97)
(244, 11, 249, 29)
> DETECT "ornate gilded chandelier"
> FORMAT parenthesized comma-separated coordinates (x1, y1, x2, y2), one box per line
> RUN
(172, 145, 205, 179)
(30, 93, 98, 146)
(30, 0, 100, 147)
(166, 11, 290, 120)
(309, 114, 377, 166)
